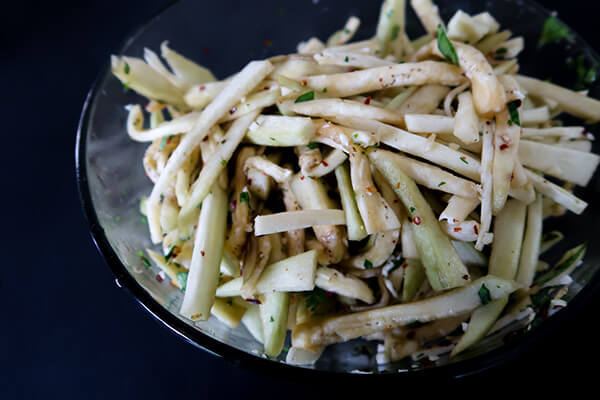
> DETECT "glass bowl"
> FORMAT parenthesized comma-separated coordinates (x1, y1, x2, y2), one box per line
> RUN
(76, 0, 600, 378)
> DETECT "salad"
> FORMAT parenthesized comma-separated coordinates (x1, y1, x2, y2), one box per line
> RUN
(110, 0, 599, 367)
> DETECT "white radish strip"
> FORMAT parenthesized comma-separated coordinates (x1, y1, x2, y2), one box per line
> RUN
(521, 106, 550, 125)
(525, 170, 588, 214)
(439, 195, 480, 223)
(404, 114, 455, 134)
(254, 210, 346, 236)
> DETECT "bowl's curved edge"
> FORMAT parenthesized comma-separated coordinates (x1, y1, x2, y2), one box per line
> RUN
(74, 0, 600, 382)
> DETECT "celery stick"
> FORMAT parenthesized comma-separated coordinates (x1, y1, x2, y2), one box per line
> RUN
(535, 243, 587, 286)
(179, 185, 228, 321)
(210, 298, 246, 329)
(292, 276, 520, 348)
(335, 163, 367, 241)
(241, 303, 264, 344)
(255, 250, 318, 293)
(452, 199, 526, 355)
(246, 115, 316, 146)
(261, 292, 290, 357)
(216, 277, 242, 298)
(401, 258, 427, 302)
(369, 149, 470, 291)
(516, 194, 543, 287)
(451, 297, 508, 356)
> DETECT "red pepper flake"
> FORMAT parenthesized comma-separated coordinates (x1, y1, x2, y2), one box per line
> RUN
(264, 39, 272, 47)
(325, 291, 335, 297)
(364, 96, 372, 105)
(510, 172, 514, 181)
(321, 160, 329, 167)
(402, 263, 408, 269)
(473, 225, 479, 234)
(300, 175, 305, 180)
(200, 250, 205, 256)
(499, 143, 509, 150)
(199, 85, 206, 91)
(413, 216, 421, 225)
(156, 274, 164, 283)
(203, 47, 210, 54)
(454, 227, 462, 232)
(365, 185, 376, 194)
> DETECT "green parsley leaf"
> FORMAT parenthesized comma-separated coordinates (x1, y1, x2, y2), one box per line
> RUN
(295, 91, 315, 103)
(306, 142, 318, 149)
(306, 288, 328, 312)
(164, 245, 177, 262)
(114, 216, 121, 222)
(138, 250, 151, 268)
(409, 206, 415, 213)
(124, 61, 130, 74)
(322, 87, 328, 93)
(364, 259, 373, 269)
(478, 283, 492, 305)
(437, 24, 459, 66)
(538, 16, 574, 47)
(159, 135, 173, 152)
(239, 191, 250, 204)
(495, 47, 507, 55)
(459, 156, 468, 164)
(269, 316, 275, 323)
(437, 181, 446, 187)
(344, 56, 349, 63)
(507, 100, 521, 127)
(567, 55, 598, 90)
(176, 271, 188, 291)
(220, 159, 227, 166)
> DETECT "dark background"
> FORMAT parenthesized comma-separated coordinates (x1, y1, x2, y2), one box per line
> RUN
(3, 0, 600, 398)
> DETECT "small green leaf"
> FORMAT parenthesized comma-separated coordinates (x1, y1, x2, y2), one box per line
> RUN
(344, 56, 349, 63)
(507, 100, 521, 127)
(538, 16, 574, 47)
(437, 181, 446, 187)
(269, 316, 275, 323)
(295, 91, 315, 103)
(138, 250, 151, 268)
(124, 61, 130, 74)
(306, 288, 328, 312)
(220, 159, 227, 166)
(437, 24, 459, 66)
(364, 259, 373, 269)
(164, 245, 176, 262)
(239, 191, 250, 204)
(478, 284, 491, 305)
(306, 142, 318, 149)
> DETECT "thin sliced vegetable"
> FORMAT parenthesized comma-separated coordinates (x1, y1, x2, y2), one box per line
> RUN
(261, 292, 289, 357)
(401, 258, 427, 302)
(536, 243, 587, 286)
(255, 210, 345, 236)
(292, 276, 519, 348)
(316, 266, 375, 304)
(256, 250, 318, 293)
(335, 163, 368, 241)
(516, 194, 543, 287)
(369, 149, 470, 291)
(246, 115, 316, 146)
(211, 298, 247, 329)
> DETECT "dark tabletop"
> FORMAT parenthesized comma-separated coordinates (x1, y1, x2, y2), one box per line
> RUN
(3, 0, 600, 398)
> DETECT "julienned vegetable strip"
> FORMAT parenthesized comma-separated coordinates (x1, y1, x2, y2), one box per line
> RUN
(147, 60, 273, 243)
(369, 149, 470, 291)
(335, 163, 368, 241)
(292, 276, 520, 348)
(179, 185, 228, 320)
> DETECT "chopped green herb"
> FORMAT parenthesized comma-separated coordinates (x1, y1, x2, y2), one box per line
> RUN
(159, 193, 165, 203)
(306, 142, 318, 149)
(459, 156, 468, 164)
(478, 283, 492, 305)
(567, 55, 598, 90)
(507, 100, 521, 127)
(114, 216, 121, 222)
(409, 206, 415, 213)
(270, 137, 276, 141)
(364, 259, 373, 269)
(322, 87, 328, 93)
(390, 24, 400, 41)
(239, 191, 250, 204)
(437, 181, 446, 187)
(176, 271, 188, 291)
(539, 16, 574, 47)
(388, 258, 403, 274)
(437, 24, 459, 66)
(138, 250, 151, 268)
(164, 245, 176, 262)
(220, 159, 227, 166)
(306, 288, 328, 312)
(269, 316, 275, 322)
(495, 47, 508, 55)
(124, 61, 130, 74)
(344, 56, 349, 62)
(344, 28, 351, 34)
(295, 91, 315, 103)
(197, 202, 202, 210)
